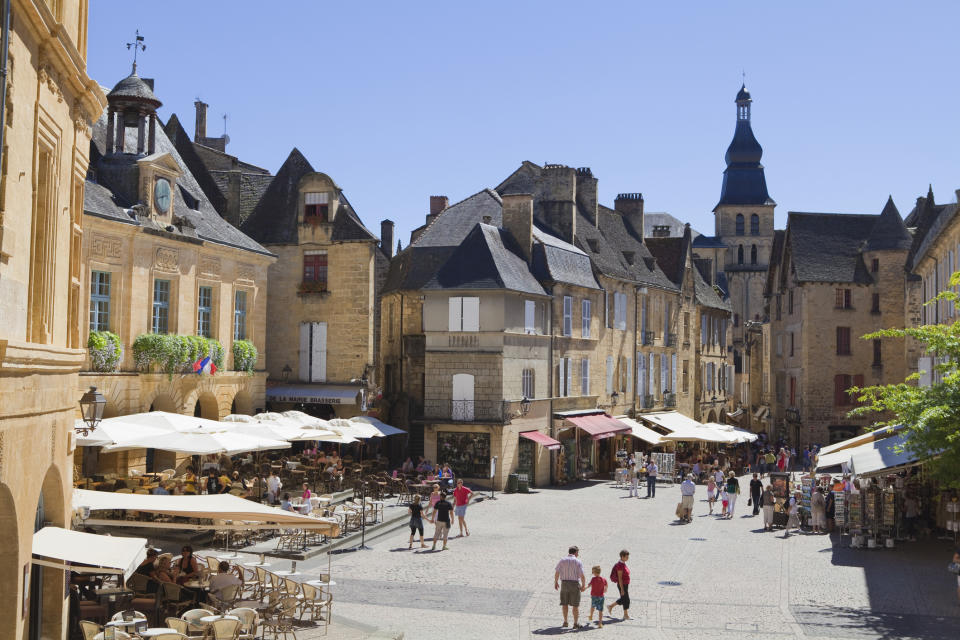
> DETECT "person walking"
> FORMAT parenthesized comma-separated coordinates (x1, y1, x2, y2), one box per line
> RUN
(680, 474, 696, 522)
(749, 473, 763, 516)
(725, 471, 741, 518)
(587, 566, 608, 628)
(431, 492, 453, 550)
(706, 475, 717, 514)
(627, 462, 639, 498)
(785, 491, 801, 536)
(761, 484, 776, 531)
(645, 458, 658, 498)
(606, 550, 631, 620)
(407, 498, 427, 549)
(427, 483, 442, 523)
(811, 487, 826, 534)
(452, 478, 474, 537)
(554, 546, 586, 629)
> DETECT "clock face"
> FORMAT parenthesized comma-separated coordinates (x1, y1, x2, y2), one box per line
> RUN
(154, 178, 171, 213)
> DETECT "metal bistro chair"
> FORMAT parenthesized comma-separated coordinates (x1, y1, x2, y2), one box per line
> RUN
(79, 621, 101, 640)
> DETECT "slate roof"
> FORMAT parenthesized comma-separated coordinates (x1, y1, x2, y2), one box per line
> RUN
(86, 110, 271, 256)
(107, 71, 161, 105)
(424, 224, 547, 295)
(644, 213, 701, 239)
(531, 226, 600, 290)
(865, 197, 912, 252)
(164, 114, 228, 216)
(786, 212, 877, 284)
(239, 149, 377, 245)
(907, 198, 959, 272)
(597, 207, 677, 290)
(717, 86, 774, 208)
(764, 229, 786, 296)
(414, 190, 502, 247)
(645, 237, 684, 286)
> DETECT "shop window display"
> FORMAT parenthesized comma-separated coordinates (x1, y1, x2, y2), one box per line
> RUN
(437, 431, 491, 479)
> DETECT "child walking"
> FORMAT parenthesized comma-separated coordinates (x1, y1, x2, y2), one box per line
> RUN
(588, 566, 608, 628)
(706, 476, 717, 514)
(720, 487, 729, 517)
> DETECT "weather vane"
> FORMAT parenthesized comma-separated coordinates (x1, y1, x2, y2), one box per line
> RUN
(126, 29, 146, 73)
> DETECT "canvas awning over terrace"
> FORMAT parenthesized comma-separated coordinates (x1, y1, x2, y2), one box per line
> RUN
(615, 417, 665, 446)
(73, 489, 340, 534)
(520, 430, 562, 450)
(32, 527, 147, 579)
(562, 414, 632, 441)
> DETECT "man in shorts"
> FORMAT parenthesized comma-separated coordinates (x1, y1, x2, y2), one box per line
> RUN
(431, 492, 453, 551)
(554, 545, 586, 628)
(452, 478, 474, 537)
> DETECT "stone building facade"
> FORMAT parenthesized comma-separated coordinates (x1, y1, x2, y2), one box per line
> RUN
(381, 163, 732, 487)
(78, 68, 274, 475)
(765, 200, 912, 445)
(240, 150, 391, 419)
(0, 1, 105, 637)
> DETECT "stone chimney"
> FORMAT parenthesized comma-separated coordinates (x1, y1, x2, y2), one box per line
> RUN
(194, 100, 208, 141)
(537, 164, 577, 244)
(380, 219, 395, 259)
(575, 167, 598, 227)
(615, 193, 645, 239)
(501, 194, 534, 264)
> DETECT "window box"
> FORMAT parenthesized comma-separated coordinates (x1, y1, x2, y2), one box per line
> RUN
(297, 280, 330, 296)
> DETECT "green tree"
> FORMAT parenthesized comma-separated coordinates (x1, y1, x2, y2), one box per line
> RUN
(850, 280, 960, 487)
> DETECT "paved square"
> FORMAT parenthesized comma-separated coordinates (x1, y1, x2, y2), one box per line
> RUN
(212, 478, 960, 639)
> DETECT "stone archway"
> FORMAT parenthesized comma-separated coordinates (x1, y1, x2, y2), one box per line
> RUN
(231, 389, 254, 416)
(0, 485, 18, 632)
(707, 410, 717, 423)
(30, 466, 67, 639)
(193, 391, 220, 420)
(149, 393, 178, 412)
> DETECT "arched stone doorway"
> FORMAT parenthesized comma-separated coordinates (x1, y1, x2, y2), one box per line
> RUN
(29, 467, 66, 640)
(707, 410, 717, 423)
(192, 391, 220, 420)
(149, 393, 178, 412)
(0, 485, 18, 632)
(231, 390, 254, 415)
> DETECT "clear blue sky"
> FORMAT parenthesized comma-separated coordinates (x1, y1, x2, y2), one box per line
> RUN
(88, 1, 960, 245)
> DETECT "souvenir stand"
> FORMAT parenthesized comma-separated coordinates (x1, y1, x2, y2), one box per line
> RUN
(800, 475, 813, 528)
(651, 452, 676, 486)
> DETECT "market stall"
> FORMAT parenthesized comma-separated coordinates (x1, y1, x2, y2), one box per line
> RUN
(555, 411, 632, 481)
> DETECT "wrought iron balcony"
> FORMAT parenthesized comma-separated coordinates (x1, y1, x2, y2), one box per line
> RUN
(641, 331, 655, 346)
(423, 399, 504, 422)
(642, 394, 654, 409)
(667, 333, 677, 347)
(664, 392, 676, 408)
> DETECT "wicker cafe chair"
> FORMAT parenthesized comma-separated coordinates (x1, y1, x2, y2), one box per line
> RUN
(79, 621, 101, 640)
(160, 581, 195, 618)
(298, 582, 332, 628)
(180, 608, 212, 636)
(225, 607, 259, 640)
(163, 617, 190, 635)
(210, 618, 242, 640)
(208, 582, 241, 613)
(261, 596, 301, 640)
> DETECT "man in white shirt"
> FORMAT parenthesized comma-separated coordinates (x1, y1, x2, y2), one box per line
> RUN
(266, 471, 282, 504)
(554, 546, 586, 629)
(679, 474, 696, 522)
(208, 561, 242, 605)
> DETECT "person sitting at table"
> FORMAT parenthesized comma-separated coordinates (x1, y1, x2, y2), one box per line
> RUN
(133, 548, 160, 593)
(208, 561, 242, 602)
(218, 470, 232, 494)
(151, 555, 177, 585)
(401, 457, 415, 474)
(439, 464, 454, 488)
(183, 466, 198, 495)
(280, 493, 294, 511)
(152, 482, 170, 495)
(173, 545, 201, 585)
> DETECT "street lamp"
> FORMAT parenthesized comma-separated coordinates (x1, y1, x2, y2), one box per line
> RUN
(77, 386, 106, 436)
(281, 364, 292, 383)
(519, 396, 532, 416)
(610, 390, 619, 407)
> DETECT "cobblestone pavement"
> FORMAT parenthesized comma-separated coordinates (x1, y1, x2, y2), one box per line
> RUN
(222, 478, 960, 639)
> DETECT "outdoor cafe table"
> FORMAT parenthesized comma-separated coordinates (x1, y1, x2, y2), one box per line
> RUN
(105, 617, 147, 630)
(272, 570, 303, 578)
(138, 628, 179, 638)
(199, 614, 240, 626)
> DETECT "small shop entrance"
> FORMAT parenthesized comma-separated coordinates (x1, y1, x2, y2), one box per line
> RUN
(517, 438, 535, 485)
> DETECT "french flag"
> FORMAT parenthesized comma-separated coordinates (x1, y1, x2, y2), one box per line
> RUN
(192, 356, 217, 376)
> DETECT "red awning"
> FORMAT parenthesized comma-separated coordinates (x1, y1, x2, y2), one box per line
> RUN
(520, 431, 562, 450)
(564, 414, 632, 441)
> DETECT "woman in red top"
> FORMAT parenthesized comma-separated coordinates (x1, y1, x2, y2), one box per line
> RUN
(606, 549, 631, 620)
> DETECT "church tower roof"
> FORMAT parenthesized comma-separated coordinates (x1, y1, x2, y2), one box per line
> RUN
(865, 196, 912, 252)
(715, 84, 774, 209)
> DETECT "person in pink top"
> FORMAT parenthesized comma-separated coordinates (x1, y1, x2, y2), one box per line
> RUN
(452, 479, 474, 537)
(606, 549, 631, 620)
(427, 484, 442, 523)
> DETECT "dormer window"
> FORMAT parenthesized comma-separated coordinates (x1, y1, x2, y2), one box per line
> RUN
(623, 251, 635, 265)
(304, 192, 329, 223)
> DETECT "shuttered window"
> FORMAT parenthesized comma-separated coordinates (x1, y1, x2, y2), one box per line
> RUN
(836, 327, 851, 355)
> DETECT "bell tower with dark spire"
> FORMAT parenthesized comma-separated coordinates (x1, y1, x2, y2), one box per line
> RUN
(712, 84, 777, 365)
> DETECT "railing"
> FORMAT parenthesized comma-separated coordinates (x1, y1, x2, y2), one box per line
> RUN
(642, 395, 654, 409)
(423, 399, 504, 422)
(664, 392, 676, 408)
(667, 333, 677, 347)
(641, 331, 655, 346)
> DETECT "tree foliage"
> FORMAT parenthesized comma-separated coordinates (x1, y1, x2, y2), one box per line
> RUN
(849, 281, 960, 487)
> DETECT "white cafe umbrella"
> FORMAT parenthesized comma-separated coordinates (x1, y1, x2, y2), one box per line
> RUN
(282, 410, 332, 430)
(74, 418, 167, 448)
(221, 414, 257, 423)
(100, 427, 290, 456)
(99, 410, 224, 433)
(313, 432, 359, 444)
(350, 416, 406, 437)
(327, 418, 380, 439)
(226, 421, 337, 443)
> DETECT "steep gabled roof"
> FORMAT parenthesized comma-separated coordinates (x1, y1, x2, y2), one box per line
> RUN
(240, 148, 314, 244)
(87, 111, 271, 256)
(786, 212, 877, 284)
(531, 226, 600, 290)
(865, 197, 912, 252)
(763, 229, 786, 296)
(644, 237, 684, 286)
(905, 188, 958, 272)
(597, 206, 677, 291)
(164, 113, 228, 216)
(424, 224, 546, 295)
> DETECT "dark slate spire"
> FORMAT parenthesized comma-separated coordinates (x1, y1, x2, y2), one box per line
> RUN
(865, 196, 912, 252)
(716, 85, 774, 209)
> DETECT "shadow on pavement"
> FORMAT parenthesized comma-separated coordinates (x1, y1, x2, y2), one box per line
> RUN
(791, 604, 960, 639)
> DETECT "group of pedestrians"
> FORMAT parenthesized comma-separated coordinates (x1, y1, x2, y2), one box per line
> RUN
(406, 478, 474, 551)
(554, 546, 632, 629)
(624, 455, 658, 498)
